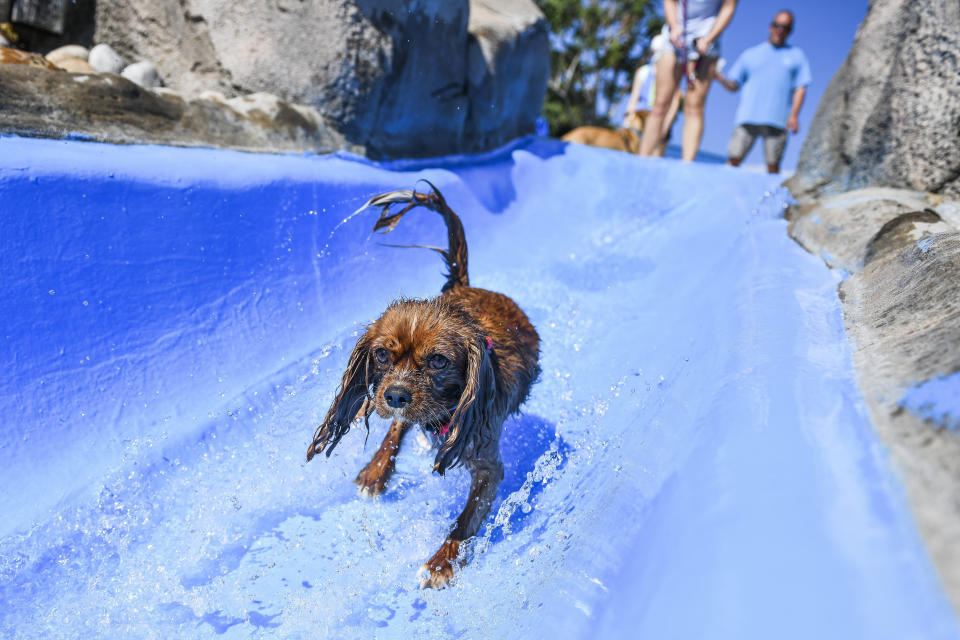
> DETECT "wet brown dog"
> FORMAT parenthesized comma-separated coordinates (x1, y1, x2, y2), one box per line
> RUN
(561, 111, 647, 154)
(307, 184, 541, 589)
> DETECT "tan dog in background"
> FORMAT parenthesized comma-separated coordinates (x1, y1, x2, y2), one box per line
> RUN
(561, 110, 647, 155)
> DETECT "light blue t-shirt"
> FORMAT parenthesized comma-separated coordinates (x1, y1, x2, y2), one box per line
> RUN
(727, 42, 812, 129)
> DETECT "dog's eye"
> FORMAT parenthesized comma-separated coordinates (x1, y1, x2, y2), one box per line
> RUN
(374, 348, 390, 365)
(427, 354, 448, 370)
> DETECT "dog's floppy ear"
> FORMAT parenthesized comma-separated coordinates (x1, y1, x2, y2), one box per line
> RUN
(434, 336, 497, 475)
(307, 333, 373, 461)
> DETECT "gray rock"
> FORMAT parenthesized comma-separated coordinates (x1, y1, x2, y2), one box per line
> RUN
(839, 226, 960, 610)
(787, 187, 935, 272)
(0, 64, 347, 154)
(11, 0, 68, 34)
(786, 0, 960, 201)
(226, 92, 324, 140)
(88, 43, 123, 74)
(121, 60, 161, 88)
(465, 0, 549, 151)
(93, 0, 548, 158)
(788, 188, 960, 612)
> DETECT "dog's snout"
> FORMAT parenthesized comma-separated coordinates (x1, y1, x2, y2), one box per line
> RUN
(384, 385, 413, 409)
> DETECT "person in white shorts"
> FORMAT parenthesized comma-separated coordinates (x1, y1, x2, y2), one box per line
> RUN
(624, 34, 682, 157)
(638, 0, 738, 162)
(717, 10, 812, 173)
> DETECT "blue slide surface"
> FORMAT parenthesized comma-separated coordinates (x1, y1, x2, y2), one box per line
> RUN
(1, 135, 957, 639)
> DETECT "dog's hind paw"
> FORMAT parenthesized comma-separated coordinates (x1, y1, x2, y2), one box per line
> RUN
(418, 539, 464, 589)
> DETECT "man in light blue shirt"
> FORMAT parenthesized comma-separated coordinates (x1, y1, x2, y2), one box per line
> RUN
(717, 10, 812, 173)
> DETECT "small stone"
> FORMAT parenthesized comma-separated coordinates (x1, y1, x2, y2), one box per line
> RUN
(88, 43, 123, 74)
(121, 60, 161, 88)
(46, 45, 89, 65)
(57, 58, 96, 74)
(196, 90, 229, 104)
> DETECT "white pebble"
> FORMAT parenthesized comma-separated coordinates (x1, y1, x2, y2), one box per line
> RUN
(89, 43, 123, 74)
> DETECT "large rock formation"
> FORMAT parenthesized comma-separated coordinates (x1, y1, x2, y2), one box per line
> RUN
(787, 189, 960, 609)
(91, 0, 548, 158)
(785, 0, 960, 611)
(0, 0, 547, 158)
(786, 0, 960, 200)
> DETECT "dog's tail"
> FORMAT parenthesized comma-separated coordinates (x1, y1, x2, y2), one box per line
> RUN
(356, 181, 469, 292)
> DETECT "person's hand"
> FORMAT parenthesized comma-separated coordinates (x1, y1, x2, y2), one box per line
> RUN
(716, 72, 738, 92)
(695, 37, 712, 57)
(787, 115, 799, 134)
(670, 27, 684, 50)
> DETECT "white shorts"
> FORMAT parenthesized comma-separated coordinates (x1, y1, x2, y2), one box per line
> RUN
(659, 23, 721, 62)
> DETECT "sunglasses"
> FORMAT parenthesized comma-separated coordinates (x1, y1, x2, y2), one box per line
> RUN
(771, 22, 792, 31)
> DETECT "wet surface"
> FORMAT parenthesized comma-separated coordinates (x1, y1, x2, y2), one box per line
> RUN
(1, 137, 957, 639)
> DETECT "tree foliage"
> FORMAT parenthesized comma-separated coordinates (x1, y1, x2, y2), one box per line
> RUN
(535, 0, 663, 136)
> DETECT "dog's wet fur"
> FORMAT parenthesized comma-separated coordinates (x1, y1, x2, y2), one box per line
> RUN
(307, 184, 540, 588)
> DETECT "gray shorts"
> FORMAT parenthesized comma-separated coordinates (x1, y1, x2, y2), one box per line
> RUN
(727, 124, 787, 166)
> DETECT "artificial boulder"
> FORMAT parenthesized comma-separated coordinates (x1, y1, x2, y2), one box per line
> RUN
(787, 185, 960, 611)
(93, 0, 548, 158)
(783, 0, 960, 609)
(786, 0, 960, 201)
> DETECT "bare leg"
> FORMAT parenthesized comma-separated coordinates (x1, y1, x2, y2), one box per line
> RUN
(354, 418, 410, 496)
(680, 57, 718, 162)
(419, 457, 504, 589)
(655, 89, 683, 156)
(639, 52, 682, 157)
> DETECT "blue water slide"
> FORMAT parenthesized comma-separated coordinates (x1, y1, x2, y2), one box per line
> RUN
(0, 135, 957, 639)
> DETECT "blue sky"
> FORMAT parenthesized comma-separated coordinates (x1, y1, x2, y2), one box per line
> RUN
(651, 0, 868, 171)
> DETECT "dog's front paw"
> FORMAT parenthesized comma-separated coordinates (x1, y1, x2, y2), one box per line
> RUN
(418, 539, 464, 589)
(354, 460, 392, 496)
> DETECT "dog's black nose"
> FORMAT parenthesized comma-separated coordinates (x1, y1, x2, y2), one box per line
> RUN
(384, 386, 412, 409)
